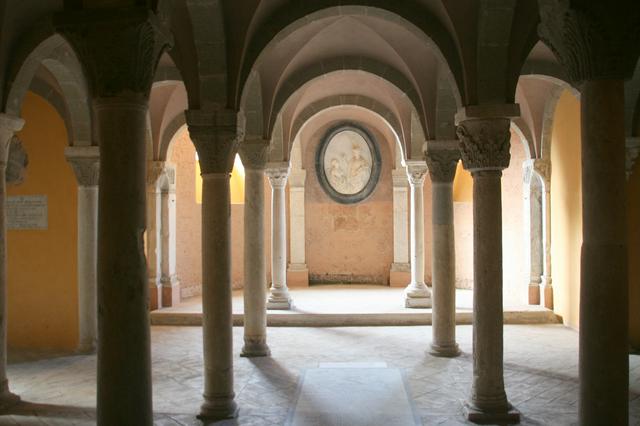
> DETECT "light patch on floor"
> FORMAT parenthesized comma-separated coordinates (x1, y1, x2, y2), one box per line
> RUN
(290, 363, 418, 426)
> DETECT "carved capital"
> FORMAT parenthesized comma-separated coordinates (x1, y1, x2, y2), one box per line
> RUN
(186, 109, 242, 175)
(424, 140, 460, 183)
(0, 114, 24, 165)
(55, 8, 173, 98)
(404, 160, 428, 187)
(65, 146, 100, 187)
(538, 1, 640, 83)
(6, 136, 28, 185)
(626, 137, 640, 180)
(147, 161, 175, 187)
(533, 159, 551, 187)
(457, 118, 511, 173)
(265, 162, 290, 189)
(238, 139, 270, 171)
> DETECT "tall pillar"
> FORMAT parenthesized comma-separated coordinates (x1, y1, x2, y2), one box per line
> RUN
(539, 4, 639, 423)
(266, 163, 292, 309)
(65, 146, 100, 352)
(522, 160, 543, 305)
(403, 160, 431, 308)
(160, 164, 180, 307)
(0, 114, 24, 409)
(533, 159, 553, 309)
(238, 140, 270, 357)
(457, 110, 520, 423)
(147, 162, 163, 310)
(56, 10, 171, 425)
(186, 109, 239, 421)
(424, 141, 460, 357)
(287, 169, 309, 286)
(389, 167, 410, 287)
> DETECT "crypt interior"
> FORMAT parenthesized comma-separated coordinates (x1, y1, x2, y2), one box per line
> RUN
(0, 0, 639, 425)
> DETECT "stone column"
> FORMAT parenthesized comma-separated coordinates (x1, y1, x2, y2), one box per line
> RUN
(160, 164, 180, 307)
(65, 146, 100, 352)
(625, 137, 640, 180)
(522, 160, 543, 305)
(56, 10, 171, 425)
(238, 140, 270, 357)
(266, 163, 292, 309)
(540, 4, 639, 423)
(457, 110, 519, 423)
(0, 114, 24, 409)
(186, 109, 239, 421)
(146, 162, 163, 310)
(534, 159, 553, 309)
(403, 160, 431, 308)
(425, 141, 460, 357)
(389, 168, 410, 287)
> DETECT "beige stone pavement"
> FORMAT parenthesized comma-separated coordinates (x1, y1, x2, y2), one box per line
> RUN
(1, 324, 640, 425)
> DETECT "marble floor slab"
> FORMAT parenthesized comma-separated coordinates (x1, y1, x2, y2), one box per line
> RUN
(289, 363, 418, 426)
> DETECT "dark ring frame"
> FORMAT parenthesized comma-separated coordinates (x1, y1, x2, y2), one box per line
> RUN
(315, 122, 382, 204)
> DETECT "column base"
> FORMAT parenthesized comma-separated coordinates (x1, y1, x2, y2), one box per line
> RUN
(464, 401, 520, 424)
(389, 263, 411, 287)
(543, 284, 554, 310)
(266, 297, 292, 310)
(429, 342, 461, 358)
(148, 283, 162, 311)
(528, 284, 540, 305)
(404, 283, 432, 308)
(76, 341, 96, 354)
(161, 281, 181, 308)
(198, 397, 238, 422)
(241, 338, 271, 358)
(287, 265, 309, 287)
(0, 387, 20, 411)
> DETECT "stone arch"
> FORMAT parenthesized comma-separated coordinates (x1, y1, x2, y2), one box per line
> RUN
(158, 113, 187, 162)
(289, 95, 407, 160)
(240, 70, 264, 140)
(289, 104, 405, 165)
(5, 32, 91, 146)
(236, 4, 463, 111)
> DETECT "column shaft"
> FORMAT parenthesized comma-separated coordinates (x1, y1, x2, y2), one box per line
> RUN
(160, 187, 180, 306)
(430, 182, 459, 357)
(241, 167, 269, 356)
(579, 79, 628, 425)
(95, 98, 152, 425)
(77, 185, 98, 351)
(200, 173, 237, 418)
(146, 186, 161, 310)
(470, 171, 508, 411)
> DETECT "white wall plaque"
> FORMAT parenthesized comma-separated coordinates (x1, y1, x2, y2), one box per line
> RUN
(7, 195, 48, 230)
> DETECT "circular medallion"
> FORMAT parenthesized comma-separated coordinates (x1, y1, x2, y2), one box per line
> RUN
(316, 124, 381, 204)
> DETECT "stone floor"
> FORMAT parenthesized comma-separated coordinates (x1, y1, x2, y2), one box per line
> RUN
(151, 286, 558, 327)
(3, 324, 640, 425)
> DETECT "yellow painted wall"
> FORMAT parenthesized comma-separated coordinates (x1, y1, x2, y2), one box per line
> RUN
(550, 90, 582, 329)
(628, 143, 640, 350)
(453, 162, 472, 202)
(7, 92, 78, 350)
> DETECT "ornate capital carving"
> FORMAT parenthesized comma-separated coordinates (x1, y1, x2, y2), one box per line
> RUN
(0, 114, 24, 164)
(265, 163, 290, 189)
(404, 160, 428, 187)
(533, 159, 551, 187)
(65, 146, 100, 187)
(424, 140, 460, 183)
(148, 161, 177, 187)
(538, 1, 640, 83)
(6, 136, 28, 185)
(186, 109, 242, 175)
(626, 137, 640, 180)
(238, 139, 270, 171)
(55, 8, 173, 98)
(456, 118, 511, 173)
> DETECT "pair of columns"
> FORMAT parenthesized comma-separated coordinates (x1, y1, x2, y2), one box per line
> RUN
(147, 161, 180, 310)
